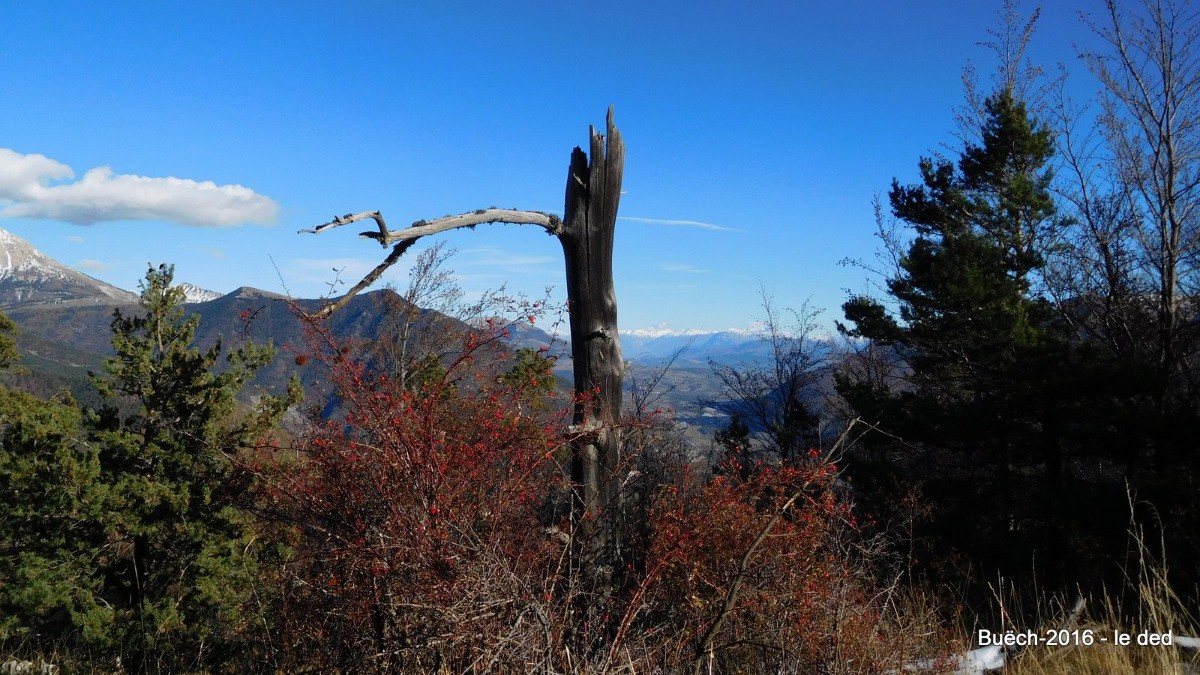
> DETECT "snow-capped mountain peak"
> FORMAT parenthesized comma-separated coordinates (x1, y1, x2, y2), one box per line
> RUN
(0, 228, 138, 308)
(620, 327, 758, 339)
(177, 282, 223, 303)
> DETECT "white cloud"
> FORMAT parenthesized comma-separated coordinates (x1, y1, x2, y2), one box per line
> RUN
(76, 259, 113, 272)
(0, 149, 72, 201)
(618, 216, 739, 232)
(0, 148, 279, 226)
(66, 235, 84, 244)
(661, 262, 707, 274)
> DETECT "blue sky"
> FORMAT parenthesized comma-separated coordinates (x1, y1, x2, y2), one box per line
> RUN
(0, 1, 1105, 332)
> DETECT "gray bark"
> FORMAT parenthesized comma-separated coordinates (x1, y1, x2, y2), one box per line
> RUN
(561, 108, 625, 571)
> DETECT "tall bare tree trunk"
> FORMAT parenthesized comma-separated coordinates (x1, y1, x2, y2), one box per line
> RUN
(561, 108, 626, 575)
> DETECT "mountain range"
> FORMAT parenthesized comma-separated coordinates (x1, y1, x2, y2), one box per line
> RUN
(618, 328, 779, 367)
(0, 227, 809, 443)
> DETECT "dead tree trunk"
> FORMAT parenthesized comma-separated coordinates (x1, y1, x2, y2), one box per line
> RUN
(300, 107, 626, 577)
(562, 109, 625, 577)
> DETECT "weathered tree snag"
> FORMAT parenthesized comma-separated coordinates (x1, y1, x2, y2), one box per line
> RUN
(300, 108, 626, 577)
(561, 109, 625, 577)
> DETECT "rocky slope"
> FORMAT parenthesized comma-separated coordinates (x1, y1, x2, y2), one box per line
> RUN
(0, 228, 138, 308)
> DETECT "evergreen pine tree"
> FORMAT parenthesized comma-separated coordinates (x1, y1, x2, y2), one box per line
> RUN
(837, 90, 1064, 577)
(714, 413, 752, 479)
(0, 312, 17, 370)
(90, 264, 297, 672)
(497, 347, 558, 412)
(0, 311, 112, 651)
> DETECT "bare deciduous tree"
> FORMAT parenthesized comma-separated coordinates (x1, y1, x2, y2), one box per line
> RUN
(1081, 0, 1200, 406)
(705, 292, 829, 464)
(1047, 80, 1150, 361)
(956, 0, 1053, 144)
(363, 243, 543, 392)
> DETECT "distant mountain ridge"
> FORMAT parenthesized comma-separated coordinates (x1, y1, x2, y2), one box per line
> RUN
(621, 327, 759, 338)
(2, 226, 783, 369)
(0, 231, 777, 446)
(619, 328, 775, 366)
(0, 228, 138, 308)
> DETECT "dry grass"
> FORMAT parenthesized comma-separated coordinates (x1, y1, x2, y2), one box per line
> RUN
(998, 519, 1199, 675)
(1002, 597, 1198, 673)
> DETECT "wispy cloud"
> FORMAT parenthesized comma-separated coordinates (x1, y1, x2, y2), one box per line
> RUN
(201, 246, 226, 259)
(66, 235, 84, 244)
(76, 259, 114, 272)
(458, 247, 556, 270)
(661, 262, 708, 274)
(618, 216, 739, 232)
(624, 282, 699, 292)
(441, 248, 559, 287)
(0, 148, 279, 226)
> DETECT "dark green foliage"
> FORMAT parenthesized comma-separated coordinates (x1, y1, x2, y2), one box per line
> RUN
(714, 413, 752, 479)
(1, 267, 298, 671)
(837, 90, 1072, 584)
(0, 312, 17, 369)
(1, 310, 110, 645)
(497, 347, 557, 410)
(87, 264, 298, 671)
(0, 369, 113, 648)
(839, 90, 1056, 423)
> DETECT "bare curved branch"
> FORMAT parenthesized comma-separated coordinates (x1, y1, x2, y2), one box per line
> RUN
(302, 208, 563, 244)
(300, 208, 565, 317)
(385, 209, 564, 243)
